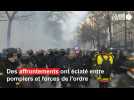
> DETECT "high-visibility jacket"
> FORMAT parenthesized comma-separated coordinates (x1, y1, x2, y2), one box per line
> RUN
(96, 53, 114, 65)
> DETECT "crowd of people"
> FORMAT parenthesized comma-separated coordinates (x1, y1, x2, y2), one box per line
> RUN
(0, 47, 133, 88)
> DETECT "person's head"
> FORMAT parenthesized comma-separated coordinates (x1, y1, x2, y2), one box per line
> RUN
(59, 49, 65, 56)
(99, 46, 108, 54)
(74, 47, 81, 56)
(67, 49, 76, 59)
(53, 49, 58, 56)
(37, 49, 44, 56)
(7, 52, 18, 63)
(20, 55, 30, 66)
(47, 49, 53, 55)
(27, 49, 33, 56)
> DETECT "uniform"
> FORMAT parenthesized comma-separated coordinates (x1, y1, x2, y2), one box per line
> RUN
(95, 52, 114, 88)
(1, 60, 19, 88)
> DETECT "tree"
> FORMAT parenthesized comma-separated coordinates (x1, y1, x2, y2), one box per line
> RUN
(78, 11, 134, 49)
(0, 11, 34, 48)
(5, 11, 17, 48)
(78, 11, 108, 49)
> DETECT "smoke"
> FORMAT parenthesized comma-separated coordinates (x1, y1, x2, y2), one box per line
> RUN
(0, 11, 88, 51)
(61, 11, 88, 47)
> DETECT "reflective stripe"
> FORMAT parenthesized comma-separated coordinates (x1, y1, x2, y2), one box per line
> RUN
(97, 77, 112, 81)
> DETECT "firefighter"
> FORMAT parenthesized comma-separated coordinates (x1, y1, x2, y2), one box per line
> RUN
(95, 47, 114, 88)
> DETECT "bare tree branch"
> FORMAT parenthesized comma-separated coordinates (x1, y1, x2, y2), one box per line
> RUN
(5, 11, 17, 20)
(5, 11, 10, 19)
(11, 11, 17, 19)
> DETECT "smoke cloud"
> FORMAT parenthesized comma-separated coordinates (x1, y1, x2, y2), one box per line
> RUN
(0, 11, 88, 51)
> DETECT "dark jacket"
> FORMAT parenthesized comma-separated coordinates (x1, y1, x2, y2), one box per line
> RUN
(0, 59, 19, 88)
